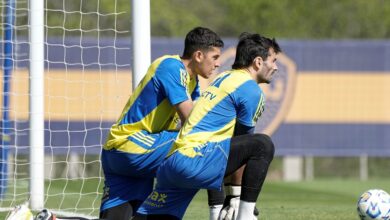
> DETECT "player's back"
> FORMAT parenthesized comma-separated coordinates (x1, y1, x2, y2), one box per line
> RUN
(170, 69, 265, 157)
(104, 55, 199, 150)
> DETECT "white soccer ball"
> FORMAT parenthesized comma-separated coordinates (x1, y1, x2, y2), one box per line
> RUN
(357, 189, 390, 220)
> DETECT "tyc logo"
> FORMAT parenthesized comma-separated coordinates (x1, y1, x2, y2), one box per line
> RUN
(201, 91, 217, 100)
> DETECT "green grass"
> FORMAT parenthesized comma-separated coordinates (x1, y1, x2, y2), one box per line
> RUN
(1, 179, 390, 219)
(185, 179, 390, 220)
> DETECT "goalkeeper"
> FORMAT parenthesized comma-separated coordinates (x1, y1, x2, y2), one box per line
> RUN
(99, 27, 225, 220)
(134, 32, 281, 220)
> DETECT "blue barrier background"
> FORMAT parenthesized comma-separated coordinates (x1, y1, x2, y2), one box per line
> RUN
(1, 38, 390, 156)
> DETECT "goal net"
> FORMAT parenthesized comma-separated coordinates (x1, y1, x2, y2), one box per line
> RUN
(1, 0, 132, 217)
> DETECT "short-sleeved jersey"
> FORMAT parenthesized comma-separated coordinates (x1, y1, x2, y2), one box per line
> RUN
(104, 55, 200, 151)
(169, 69, 265, 157)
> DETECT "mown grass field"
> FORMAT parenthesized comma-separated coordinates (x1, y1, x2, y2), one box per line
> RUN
(186, 179, 390, 220)
(1, 179, 390, 219)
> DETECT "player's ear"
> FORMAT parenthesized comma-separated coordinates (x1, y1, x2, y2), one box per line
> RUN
(193, 50, 203, 63)
(253, 56, 263, 70)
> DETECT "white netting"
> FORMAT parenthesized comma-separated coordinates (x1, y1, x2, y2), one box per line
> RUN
(1, 0, 132, 217)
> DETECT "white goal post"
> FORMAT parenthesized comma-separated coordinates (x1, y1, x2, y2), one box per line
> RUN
(131, 0, 151, 89)
(29, 0, 45, 210)
(0, 0, 150, 217)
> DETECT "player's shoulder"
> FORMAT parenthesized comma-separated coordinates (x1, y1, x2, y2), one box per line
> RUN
(230, 69, 254, 81)
(229, 70, 263, 99)
(156, 55, 183, 69)
(217, 70, 260, 92)
(152, 55, 186, 79)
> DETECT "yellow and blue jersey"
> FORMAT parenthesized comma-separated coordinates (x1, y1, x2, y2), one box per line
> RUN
(170, 69, 265, 157)
(101, 55, 199, 212)
(136, 70, 266, 218)
(103, 55, 200, 153)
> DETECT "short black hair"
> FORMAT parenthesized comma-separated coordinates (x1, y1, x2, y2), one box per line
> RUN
(232, 32, 281, 69)
(182, 27, 224, 59)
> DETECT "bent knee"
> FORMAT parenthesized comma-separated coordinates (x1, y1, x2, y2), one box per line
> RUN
(252, 134, 275, 160)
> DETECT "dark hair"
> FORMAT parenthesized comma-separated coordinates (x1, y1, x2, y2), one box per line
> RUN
(232, 32, 281, 69)
(182, 27, 224, 59)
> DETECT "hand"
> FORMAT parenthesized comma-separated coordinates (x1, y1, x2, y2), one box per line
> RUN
(218, 197, 239, 220)
(218, 197, 258, 220)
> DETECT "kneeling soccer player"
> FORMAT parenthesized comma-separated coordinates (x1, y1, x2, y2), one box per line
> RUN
(133, 32, 281, 220)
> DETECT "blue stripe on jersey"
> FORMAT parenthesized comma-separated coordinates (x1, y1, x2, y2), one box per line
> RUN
(128, 135, 153, 149)
(188, 95, 236, 134)
(118, 57, 188, 126)
(189, 80, 261, 134)
(211, 73, 231, 88)
(155, 58, 189, 106)
(127, 131, 158, 150)
(119, 79, 165, 125)
(232, 80, 263, 127)
(190, 80, 200, 101)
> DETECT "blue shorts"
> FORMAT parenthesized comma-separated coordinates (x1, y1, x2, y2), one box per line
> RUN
(137, 140, 230, 219)
(100, 130, 178, 212)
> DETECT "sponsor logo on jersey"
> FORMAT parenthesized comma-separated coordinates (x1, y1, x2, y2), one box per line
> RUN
(144, 190, 168, 208)
(201, 91, 217, 100)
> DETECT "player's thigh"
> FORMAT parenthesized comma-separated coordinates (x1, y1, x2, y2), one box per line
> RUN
(157, 141, 229, 190)
(137, 187, 198, 219)
(100, 175, 153, 213)
(101, 130, 179, 177)
(225, 133, 274, 176)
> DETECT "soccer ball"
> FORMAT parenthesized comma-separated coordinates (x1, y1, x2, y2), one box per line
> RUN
(357, 189, 390, 220)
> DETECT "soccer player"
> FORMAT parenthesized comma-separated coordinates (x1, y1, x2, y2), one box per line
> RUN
(99, 27, 224, 219)
(134, 32, 281, 220)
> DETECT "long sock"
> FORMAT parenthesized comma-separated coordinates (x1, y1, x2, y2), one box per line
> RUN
(209, 204, 223, 220)
(236, 200, 255, 220)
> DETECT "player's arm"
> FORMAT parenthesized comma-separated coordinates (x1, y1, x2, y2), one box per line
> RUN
(174, 74, 200, 127)
(234, 122, 254, 136)
(174, 99, 194, 127)
(155, 60, 199, 127)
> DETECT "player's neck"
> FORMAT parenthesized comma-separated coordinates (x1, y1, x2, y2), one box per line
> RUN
(242, 67, 257, 82)
(181, 58, 196, 78)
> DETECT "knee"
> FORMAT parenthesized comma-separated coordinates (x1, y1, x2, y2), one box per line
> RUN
(252, 134, 275, 161)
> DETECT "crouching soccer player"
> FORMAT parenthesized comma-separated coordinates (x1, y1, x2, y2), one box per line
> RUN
(99, 27, 224, 219)
(133, 32, 281, 220)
